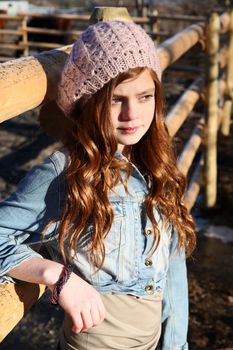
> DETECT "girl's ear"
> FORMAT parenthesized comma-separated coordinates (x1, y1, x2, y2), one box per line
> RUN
(39, 100, 74, 140)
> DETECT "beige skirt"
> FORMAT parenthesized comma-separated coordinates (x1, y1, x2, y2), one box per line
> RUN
(59, 292, 163, 350)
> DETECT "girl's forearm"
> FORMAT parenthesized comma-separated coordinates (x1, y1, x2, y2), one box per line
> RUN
(8, 257, 106, 333)
(8, 257, 64, 287)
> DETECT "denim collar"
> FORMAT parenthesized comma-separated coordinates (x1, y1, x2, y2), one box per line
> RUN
(115, 150, 148, 187)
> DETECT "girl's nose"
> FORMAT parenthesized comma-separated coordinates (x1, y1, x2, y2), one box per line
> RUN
(120, 101, 138, 121)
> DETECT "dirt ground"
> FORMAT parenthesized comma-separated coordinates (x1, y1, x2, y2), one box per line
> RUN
(187, 128, 233, 350)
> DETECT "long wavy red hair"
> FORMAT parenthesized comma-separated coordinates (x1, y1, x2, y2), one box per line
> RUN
(58, 67, 196, 267)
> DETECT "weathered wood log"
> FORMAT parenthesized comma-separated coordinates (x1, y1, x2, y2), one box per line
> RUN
(165, 78, 203, 137)
(177, 118, 204, 176)
(90, 7, 133, 23)
(20, 41, 63, 49)
(184, 156, 204, 212)
(0, 46, 71, 122)
(149, 9, 160, 44)
(219, 45, 228, 69)
(21, 16, 28, 56)
(205, 13, 220, 208)
(0, 14, 23, 21)
(221, 9, 233, 136)
(0, 43, 24, 50)
(158, 22, 205, 71)
(0, 29, 22, 35)
(0, 283, 46, 342)
(220, 11, 231, 33)
(20, 26, 82, 37)
(149, 14, 206, 22)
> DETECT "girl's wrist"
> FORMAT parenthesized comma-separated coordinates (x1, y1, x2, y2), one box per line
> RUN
(50, 264, 73, 304)
(40, 260, 65, 288)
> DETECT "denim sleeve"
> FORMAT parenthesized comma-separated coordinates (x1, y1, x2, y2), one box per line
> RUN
(159, 231, 189, 350)
(0, 153, 65, 282)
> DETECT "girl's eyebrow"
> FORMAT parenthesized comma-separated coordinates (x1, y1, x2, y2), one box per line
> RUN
(113, 87, 155, 98)
(137, 87, 155, 96)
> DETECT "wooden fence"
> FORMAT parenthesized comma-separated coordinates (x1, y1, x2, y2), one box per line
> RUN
(0, 6, 233, 343)
(0, 11, 207, 60)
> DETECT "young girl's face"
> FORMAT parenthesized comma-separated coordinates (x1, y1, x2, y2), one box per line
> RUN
(111, 69, 155, 151)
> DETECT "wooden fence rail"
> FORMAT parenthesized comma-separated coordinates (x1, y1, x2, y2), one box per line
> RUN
(0, 16, 208, 123)
(1, 11, 227, 60)
(0, 11, 209, 60)
(0, 7, 232, 343)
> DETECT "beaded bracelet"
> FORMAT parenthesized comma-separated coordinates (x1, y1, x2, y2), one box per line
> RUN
(50, 264, 73, 305)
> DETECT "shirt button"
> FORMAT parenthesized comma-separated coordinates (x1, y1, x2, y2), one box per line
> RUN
(145, 228, 153, 236)
(145, 285, 154, 294)
(145, 258, 153, 266)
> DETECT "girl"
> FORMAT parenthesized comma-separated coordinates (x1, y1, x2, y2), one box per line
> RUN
(0, 20, 196, 350)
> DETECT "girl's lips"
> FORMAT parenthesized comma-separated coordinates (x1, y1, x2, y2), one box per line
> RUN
(118, 127, 139, 134)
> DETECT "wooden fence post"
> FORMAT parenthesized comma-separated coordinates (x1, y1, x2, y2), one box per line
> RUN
(135, 0, 143, 17)
(205, 13, 220, 208)
(21, 15, 29, 56)
(142, 3, 149, 32)
(150, 9, 160, 44)
(221, 9, 233, 135)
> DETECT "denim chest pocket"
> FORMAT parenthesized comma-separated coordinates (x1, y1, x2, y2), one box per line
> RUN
(77, 201, 125, 251)
(104, 201, 126, 254)
(76, 200, 127, 285)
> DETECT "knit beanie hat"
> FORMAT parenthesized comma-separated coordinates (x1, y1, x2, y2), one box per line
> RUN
(57, 20, 161, 116)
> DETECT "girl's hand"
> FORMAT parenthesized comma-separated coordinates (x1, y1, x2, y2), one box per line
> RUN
(51, 273, 106, 333)
(8, 258, 104, 333)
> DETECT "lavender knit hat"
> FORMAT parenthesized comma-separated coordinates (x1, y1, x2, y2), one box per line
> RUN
(57, 20, 161, 116)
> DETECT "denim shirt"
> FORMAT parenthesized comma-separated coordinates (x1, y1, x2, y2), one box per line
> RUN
(0, 150, 188, 350)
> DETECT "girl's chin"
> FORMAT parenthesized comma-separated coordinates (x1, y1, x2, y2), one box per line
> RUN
(117, 139, 142, 149)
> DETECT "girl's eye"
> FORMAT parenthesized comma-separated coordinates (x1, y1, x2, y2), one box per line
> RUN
(112, 97, 122, 105)
(140, 94, 154, 102)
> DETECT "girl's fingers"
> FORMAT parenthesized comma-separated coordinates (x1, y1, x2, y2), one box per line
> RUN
(58, 274, 105, 333)
(90, 299, 101, 326)
(72, 312, 83, 334)
(81, 305, 94, 330)
(97, 297, 106, 322)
